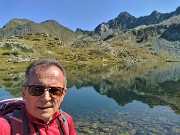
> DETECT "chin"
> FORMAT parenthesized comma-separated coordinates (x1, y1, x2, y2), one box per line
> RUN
(40, 114, 53, 123)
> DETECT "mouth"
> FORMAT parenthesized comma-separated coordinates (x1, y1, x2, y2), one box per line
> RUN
(38, 106, 53, 110)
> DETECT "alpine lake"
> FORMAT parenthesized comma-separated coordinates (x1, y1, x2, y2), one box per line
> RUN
(0, 62, 180, 135)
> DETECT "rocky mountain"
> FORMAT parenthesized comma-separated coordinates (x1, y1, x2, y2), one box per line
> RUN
(75, 6, 180, 60)
(160, 23, 180, 41)
(3, 18, 32, 29)
(0, 18, 76, 44)
(0, 6, 179, 63)
(93, 6, 180, 37)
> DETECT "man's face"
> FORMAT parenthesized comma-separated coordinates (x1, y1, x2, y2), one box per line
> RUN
(21, 65, 67, 123)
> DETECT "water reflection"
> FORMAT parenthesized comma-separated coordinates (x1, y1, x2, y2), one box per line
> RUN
(1, 62, 180, 113)
(68, 62, 180, 114)
(0, 72, 23, 97)
(62, 86, 180, 134)
(0, 88, 13, 100)
(1, 62, 180, 134)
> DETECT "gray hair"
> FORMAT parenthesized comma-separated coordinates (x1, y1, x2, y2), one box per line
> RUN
(23, 58, 67, 88)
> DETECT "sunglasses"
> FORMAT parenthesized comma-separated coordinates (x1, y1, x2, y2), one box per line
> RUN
(25, 85, 65, 98)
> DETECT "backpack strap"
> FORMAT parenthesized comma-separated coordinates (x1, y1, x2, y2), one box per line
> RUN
(55, 118, 64, 135)
(33, 123, 40, 135)
(59, 109, 69, 135)
(3, 110, 29, 135)
(60, 110, 68, 124)
(13, 110, 40, 135)
(12, 110, 29, 135)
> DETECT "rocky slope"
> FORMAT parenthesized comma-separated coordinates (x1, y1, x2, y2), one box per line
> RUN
(0, 6, 179, 63)
(76, 6, 180, 60)
(92, 6, 180, 37)
(0, 18, 76, 44)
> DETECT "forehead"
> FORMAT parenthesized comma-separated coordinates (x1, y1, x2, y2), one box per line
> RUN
(29, 64, 64, 80)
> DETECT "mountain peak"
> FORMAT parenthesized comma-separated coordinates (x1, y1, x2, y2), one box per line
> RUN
(117, 11, 133, 18)
(150, 10, 160, 16)
(175, 6, 180, 14)
(41, 19, 58, 24)
(3, 18, 32, 28)
(149, 10, 161, 19)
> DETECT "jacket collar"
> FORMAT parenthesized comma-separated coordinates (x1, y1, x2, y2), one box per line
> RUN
(22, 105, 60, 126)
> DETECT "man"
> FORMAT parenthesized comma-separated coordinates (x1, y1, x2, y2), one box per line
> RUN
(0, 58, 76, 135)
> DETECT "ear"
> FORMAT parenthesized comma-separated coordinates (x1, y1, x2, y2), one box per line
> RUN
(63, 88, 67, 95)
(61, 88, 67, 101)
(21, 85, 26, 99)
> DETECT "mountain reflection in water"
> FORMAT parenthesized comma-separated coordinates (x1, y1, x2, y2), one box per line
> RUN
(67, 62, 180, 114)
(1, 62, 180, 134)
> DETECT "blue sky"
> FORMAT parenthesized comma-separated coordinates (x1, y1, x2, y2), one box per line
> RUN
(0, 0, 179, 31)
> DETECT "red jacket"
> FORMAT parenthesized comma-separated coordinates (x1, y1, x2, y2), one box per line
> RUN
(0, 106, 76, 135)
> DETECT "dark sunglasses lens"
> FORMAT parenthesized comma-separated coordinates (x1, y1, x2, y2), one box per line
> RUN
(28, 86, 44, 96)
(49, 87, 63, 97)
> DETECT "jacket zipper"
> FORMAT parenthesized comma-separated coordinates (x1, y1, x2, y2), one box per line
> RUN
(45, 124, 49, 134)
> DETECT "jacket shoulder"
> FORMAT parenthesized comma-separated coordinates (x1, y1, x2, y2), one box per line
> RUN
(0, 117, 11, 135)
(0, 111, 24, 135)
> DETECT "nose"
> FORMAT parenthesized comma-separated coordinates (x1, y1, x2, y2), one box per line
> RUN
(41, 89, 51, 101)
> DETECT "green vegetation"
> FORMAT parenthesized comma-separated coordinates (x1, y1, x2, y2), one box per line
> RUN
(0, 32, 164, 96)
(0, 32, 168, 78)
(0, 7, 179, 97)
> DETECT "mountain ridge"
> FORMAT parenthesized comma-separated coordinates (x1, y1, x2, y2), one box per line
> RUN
(0, 6, 179, 64)
(3, 18, 34, 29)
(92, 6, 180, 37)
(0, 18, 76, 44)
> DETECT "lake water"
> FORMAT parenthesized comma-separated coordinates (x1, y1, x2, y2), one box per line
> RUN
(0, 62, 180, 134)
